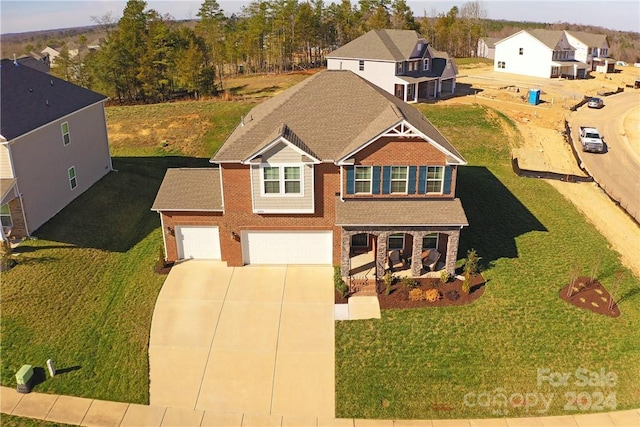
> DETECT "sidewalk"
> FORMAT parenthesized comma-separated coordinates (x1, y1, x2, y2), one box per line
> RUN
(2, 386, 640, 427)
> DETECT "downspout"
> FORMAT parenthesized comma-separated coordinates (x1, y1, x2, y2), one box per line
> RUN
(339, 165, 344, 202)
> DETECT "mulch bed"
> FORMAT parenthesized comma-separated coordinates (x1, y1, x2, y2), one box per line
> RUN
(559, 276, 620, 317)
(335, 273, 486, 309)
(153, 261, 175, 275)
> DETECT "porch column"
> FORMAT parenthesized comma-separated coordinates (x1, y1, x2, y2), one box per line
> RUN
(413, 84, 418, 103)
(410, 231, 424, 277)
(376, 232, 389, 278)
(445, 228, 461, 275)
(451, 79, 456, 94)
(433, 81, 438, 98)
(404, 84, 408, 102)
(340, 229, 352, 277)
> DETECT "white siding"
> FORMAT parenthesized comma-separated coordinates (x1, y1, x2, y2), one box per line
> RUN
(494, 32, 554, 78)
(328, 58, 399, 96)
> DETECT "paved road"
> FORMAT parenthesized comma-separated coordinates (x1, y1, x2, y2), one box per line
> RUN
(570, 92, 640, 221)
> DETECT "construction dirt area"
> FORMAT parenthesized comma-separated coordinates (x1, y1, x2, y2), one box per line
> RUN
(443, 64, 640, 278)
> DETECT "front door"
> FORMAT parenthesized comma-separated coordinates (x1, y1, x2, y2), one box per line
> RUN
(394, 84, 404, 100)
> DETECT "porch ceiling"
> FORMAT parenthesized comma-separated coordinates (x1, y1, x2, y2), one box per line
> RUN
(335, 197, 468, 227)
(397, 76, 439, 84)
(0, 178, 17, 205)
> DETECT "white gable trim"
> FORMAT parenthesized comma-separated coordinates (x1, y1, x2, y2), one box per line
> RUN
(336, 120, 466, 166)
(243, 136, 321, 165)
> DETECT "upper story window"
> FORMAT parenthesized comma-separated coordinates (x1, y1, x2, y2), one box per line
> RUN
(497, 61, 506, 69)
(426, 166, 444, 193)
(423, 58, 429, 71)
(262, 165, 302, 196)
(391, 166, 408, 193)
(61, 122, 70, 146)
(68, 166, 77, 190)
(408, 61, 419, 72)
(359, 60, 365, 71)
(396, 62, 403, 74)
(519, 47, 524, 55)
(601, 48, 608, 57)
(355, 166, 372, 194)
(0, 204, 12, 227)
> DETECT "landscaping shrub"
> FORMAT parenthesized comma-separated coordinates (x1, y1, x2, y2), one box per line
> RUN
(400, 277, 419, 289)
(408, 288, 425, 301)
(461, 278, 470, 294)
(334, 266, 349, 298)
(445, 290, 460, 301)
(424, 288, 442, 302)
(384, 271, 394, 296)
(439, 270, 451, 285)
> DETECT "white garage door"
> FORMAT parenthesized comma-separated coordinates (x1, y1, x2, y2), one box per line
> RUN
(176, 226, 221, 260)
(242, 231, 333, 265)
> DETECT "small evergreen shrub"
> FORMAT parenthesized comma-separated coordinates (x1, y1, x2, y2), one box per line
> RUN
(400, 277, 419, 289)
(424, 288, 442, 302)
(439, 270, 451, 285)
(384, 271, 394, 295)
(334, 266, 349, 298)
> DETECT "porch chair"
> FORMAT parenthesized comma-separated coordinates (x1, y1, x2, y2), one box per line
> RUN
(422, 249, 441, 271)
(388, 249, 406, 271)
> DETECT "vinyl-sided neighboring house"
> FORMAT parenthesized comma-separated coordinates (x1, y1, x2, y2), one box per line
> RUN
(564, 31, 614, 73)
(494, 29, 589, 79)
(326, 29, 458, 103)
(152, 70, 468, 280)
(0, 59, 112, 240)
(477, 37, 501, 59)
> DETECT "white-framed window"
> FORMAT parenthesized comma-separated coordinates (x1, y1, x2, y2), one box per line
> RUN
(519, 47, 524, 55)
(0, 204, 12, 227)
(359, 60, 364, 71)
(498, 61, 506, 69)
(408, 61, 419, 72)
(396, 62, 403, 74)
(61, 122, 70, 146)
(355, 166, 372, 194)
(388, 233, 404, 250)
(68, 166, 77, 190)
(352, 233, 369, 248)
(426, 166, 444, 193)
(262, 165, 302, 196)
(422, 233, 438, 250)
(423, 58, 429, 71)
(391, 166, 408, 193)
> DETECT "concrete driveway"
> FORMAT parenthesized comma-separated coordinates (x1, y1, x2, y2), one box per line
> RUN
(148, 261, 335, 418)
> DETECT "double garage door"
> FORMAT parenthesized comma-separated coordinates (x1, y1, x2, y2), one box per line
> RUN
(242, 230, 332, 265)
(176, 226, 332, 265)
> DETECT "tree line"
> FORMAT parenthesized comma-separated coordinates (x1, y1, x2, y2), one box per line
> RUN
(50, 0, 487, 103)
(47, 0, 638, 104)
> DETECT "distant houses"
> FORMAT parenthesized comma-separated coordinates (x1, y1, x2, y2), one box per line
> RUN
(493, 29, 613, 79)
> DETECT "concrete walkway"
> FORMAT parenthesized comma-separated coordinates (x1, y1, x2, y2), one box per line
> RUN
(2, 386, 640, 426)
(149, 261, 335, 417)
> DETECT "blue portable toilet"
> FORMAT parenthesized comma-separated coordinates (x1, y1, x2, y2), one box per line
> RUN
(529, 89, 540, 105)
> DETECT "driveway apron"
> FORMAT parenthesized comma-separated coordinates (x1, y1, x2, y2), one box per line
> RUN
(148, 261, 335, 418)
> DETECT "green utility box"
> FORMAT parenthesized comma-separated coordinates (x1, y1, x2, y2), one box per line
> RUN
(16, 364, 33, 393)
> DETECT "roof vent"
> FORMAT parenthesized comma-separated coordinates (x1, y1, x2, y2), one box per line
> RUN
(29, 88, 33, 92)
(50, 80, 54, 86)
(13, 54, 18, 66)
(45, 100, 50, 106)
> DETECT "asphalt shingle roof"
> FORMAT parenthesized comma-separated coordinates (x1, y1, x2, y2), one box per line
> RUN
(326, 29, 425, 61)
(335, 198, 468, 226)
(212, 70, 465, 165)
(151, 168, 223, 211)
(0, 59, 107, 140)
(566, 31, 607, 47)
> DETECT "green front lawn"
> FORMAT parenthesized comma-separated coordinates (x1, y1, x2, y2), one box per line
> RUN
(335, 105, 640, 419)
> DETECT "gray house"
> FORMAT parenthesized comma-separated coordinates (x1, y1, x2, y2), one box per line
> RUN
(326, 29, 458, 103)
(0, 59, 112, 240)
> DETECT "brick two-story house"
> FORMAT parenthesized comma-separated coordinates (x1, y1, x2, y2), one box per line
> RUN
(152, 70, 468, 279)
(326, 29, 458, 103)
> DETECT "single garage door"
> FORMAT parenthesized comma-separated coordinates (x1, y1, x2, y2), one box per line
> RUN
(176, 226, 221, 260)
(242, 230, 332, 265)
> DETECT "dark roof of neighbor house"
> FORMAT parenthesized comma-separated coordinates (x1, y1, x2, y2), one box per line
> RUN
(151, 168, 224, 211)
(335, 198, 468, 226)
(212, 70, 466, 165)
(327, 29, 427, 61)
(0, 59, 107, 140)
(566, 31, 607, 47)
(16, 55, 50, 73)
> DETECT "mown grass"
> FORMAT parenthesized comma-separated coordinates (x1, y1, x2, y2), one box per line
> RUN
(0, 415, 74, 427)
(0, 147, 210, 401)
(335, 104, 640, 419)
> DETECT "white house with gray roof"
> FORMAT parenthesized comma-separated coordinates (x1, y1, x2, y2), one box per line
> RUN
(493, 29, 607, 79)
(326, 29, 458, 103)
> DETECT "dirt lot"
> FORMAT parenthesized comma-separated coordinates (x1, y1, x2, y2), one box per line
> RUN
(445, 64, 640, 277)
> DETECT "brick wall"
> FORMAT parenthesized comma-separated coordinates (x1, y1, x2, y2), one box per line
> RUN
(160, 163, 342, 266)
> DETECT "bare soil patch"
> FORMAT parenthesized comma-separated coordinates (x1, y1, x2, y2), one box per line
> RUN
(559, 276, 620, 317)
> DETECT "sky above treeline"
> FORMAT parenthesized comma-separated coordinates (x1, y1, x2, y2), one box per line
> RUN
(1, 0, 638, 35)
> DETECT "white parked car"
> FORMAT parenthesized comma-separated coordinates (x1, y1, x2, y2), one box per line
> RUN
(616, 61, 628, 66)
(634, 63, 640, 68)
